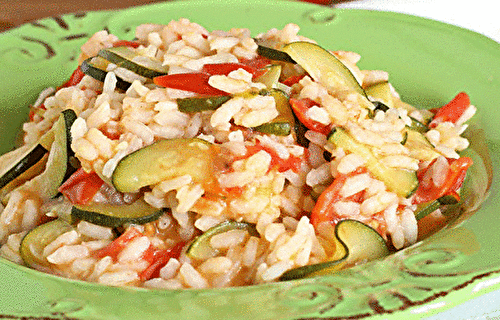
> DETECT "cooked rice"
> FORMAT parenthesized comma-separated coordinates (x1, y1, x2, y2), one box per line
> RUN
(0, 19, 477, 289)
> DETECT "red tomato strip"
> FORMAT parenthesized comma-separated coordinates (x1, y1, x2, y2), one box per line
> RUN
(290, 98, 331, 135)
(58, 66, 85, 89)
(282, 75, 305, 86)
(94, 227, 143, 261)
(58, 168, 105, 205)
(139, 242, 185, 281)
(239, 56, 272, 71)
(429, 92, 470, 127)
(201, 63, 258, 77)
(153, 73, 230, 96)
(310, 167, 367, 227)
(238, 143, 304, 173)
(413, 157, 473, 204)
(113, 40, 141, 48)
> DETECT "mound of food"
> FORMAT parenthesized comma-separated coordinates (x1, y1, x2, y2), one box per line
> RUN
(0, 19, 475, 288)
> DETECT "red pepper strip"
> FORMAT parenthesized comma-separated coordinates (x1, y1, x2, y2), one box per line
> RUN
(282, 75, 305, 87)
(139, 242, 185, 281)
(201, 63, 259, 77)
(239, 56, 272, 71)
(310, 167, 367, 228)
(289, 98, 332, 135)
(237, 143, 304, 173)
(58, 168, 105, 205)
(112, 40, 141, 48)
(413, 157, 473, 205)
(58, 66, 85, 89)
(153, 73, 230, 96)
(429, 92, 470, 128)
(94, 227, 143, 260)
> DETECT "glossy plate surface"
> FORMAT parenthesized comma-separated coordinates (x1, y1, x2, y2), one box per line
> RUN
(0, 0, 499, 319)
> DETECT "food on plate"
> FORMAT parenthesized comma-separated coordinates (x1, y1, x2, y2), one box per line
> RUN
(0, 19, 476, 288)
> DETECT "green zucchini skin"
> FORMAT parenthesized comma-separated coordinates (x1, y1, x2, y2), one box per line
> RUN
(20, 219, 74, 271)
(177, 96, 232, 113)
(81, 57, 132, 91)
(253, 90, 294, 136)
(42, 109, 77, 199)
(256, 44, 296, 63)
(71, 199, 164, 228)
(186, 220, 258, 260)
(98, 46, 168, 78)
(0, 144, 47, 190)
(280, 219, 389, 281)
(0, 109, 76, 201)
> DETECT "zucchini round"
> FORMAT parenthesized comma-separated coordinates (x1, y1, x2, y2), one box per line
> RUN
(81, 57, 132, 91)
(280, 219, 389, 280)
(98, 46, 168, 78)
(282, 42, 368, 99)
(112, 138, 216, 193)
(20, 219, 74, 271)
(186, 220, 258, 260)
(71, 198, 163, 228)
(177, 96, 232, 113)
(253, 90, 294, 136)
(328, 128, 418, 198)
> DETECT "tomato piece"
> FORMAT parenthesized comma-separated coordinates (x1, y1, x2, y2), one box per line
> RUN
(289, 98, 331, 135)
(202, 63, 258, 77)
(282, 75, 305, 86)
(112, 40, 141, 48)
(238, 143, 305, 173)
(413, 157, 473, 204)
(429, 92, 470, 127)
(153, 73, 230, 96)
(139, 242, 185, 281)
(94, 227, 142, 260)
(239, 56, 272, 71)
(310, 167, 367, 227)
(58, 168, 105, 205)
(58, 66, 85, 89)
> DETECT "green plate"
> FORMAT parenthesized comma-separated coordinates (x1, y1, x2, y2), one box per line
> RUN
(0, 0, 499, 319)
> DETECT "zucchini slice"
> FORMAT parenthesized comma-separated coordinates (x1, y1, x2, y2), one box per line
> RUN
(280, 219, 389, 280)
(365, 81, 394, 108)
(282, 42, 368, 99)
(20, 219, 74, 272)
(253, 90, 295, 136)
(328, 128, 418, 198)
(71, 198, 163, 228)
(403, 128, 440, 162)
(0, 144, 48, 193)
(177, 96, 232, 113)
(254, 64, 282, 89)
(1, 110, 77, 201)
(256, 44, 296, 63)
(40, 109, 77, 198)
(0, 111, 61, 197)
(98, 46, 168, 78)
(186, 220, 258, 260)
(81, 57, 132, 91)
(112, 138, 216, 193)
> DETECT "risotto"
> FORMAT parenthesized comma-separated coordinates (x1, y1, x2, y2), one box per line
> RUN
(0, 19, 475, 289)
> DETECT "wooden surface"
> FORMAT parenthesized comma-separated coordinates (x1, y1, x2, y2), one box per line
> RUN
(0, 0, 341, 32)
(0, 0, 168, 31)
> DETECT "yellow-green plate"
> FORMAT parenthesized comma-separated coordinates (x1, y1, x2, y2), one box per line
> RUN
(0, 0, 499, 319)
